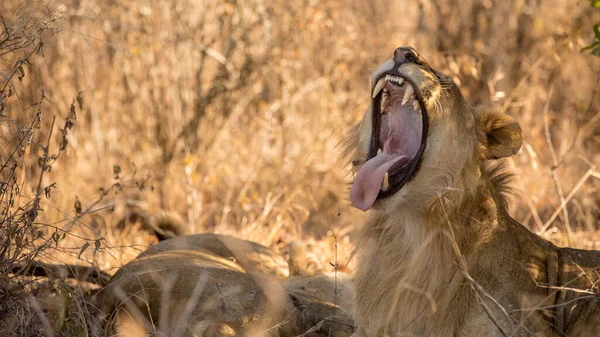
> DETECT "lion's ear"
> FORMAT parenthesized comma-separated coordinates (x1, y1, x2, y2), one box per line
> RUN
(476, 108, 522, 159)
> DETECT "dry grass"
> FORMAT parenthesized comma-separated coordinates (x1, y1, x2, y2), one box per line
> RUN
(0, 0, 599, 336)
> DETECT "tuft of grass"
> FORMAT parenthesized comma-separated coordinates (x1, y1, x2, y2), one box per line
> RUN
(0, 4, 104, 336)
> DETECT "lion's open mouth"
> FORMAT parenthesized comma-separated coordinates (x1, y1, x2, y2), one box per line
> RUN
(350, 73, 428, 211)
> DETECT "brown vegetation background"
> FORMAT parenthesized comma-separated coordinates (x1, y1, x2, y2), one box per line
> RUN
(1, 0, 599, 335)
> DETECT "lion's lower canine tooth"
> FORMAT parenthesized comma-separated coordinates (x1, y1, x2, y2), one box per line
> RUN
(377, 148, 382, 155)
(381, 172, 389, 191)
(413, 101, 420, 111)
(372, 78, 386, 99)
(402, 83, 415, 105)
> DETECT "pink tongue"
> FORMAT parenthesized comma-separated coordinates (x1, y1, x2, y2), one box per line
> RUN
(350, 153, 408, 211)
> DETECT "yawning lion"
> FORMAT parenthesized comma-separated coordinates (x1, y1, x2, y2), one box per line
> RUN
(348, 46, 600, 337)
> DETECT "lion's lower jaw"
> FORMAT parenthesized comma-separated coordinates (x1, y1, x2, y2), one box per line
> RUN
(372, 174, 455, 213)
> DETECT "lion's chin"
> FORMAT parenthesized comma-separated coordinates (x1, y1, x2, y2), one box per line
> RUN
(350, 74, 427, 211)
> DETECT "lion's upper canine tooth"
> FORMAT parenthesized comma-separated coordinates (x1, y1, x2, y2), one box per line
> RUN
(402, 83, 415, 105)
(372, 78, 387, 99)
(413, 101, 420, 111)
(381, 172, 389, 191)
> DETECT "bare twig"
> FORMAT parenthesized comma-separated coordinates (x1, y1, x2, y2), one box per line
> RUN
(455, 258, 514, 337)
(542, 85, 572, 240)
(501, 40, 569, 114)
(539, 167, 597, 235)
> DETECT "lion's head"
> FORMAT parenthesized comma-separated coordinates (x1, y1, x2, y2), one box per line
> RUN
(349, 46, 522, 211)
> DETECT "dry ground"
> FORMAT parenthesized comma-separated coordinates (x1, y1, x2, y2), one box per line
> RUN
(1, 0, 599, 336)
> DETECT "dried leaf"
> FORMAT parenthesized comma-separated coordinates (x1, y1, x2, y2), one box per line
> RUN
(17, 65, 25, 81)
(74, 198, 82, 214)
(94, 239, 102, 257)
(78, 241, 90, 260)
(52, 231, 60, 245)
(76, 91, 84, 111)
(69, 101, 76, 121)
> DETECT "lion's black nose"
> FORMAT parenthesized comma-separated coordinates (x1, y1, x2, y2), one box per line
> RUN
(393, 47, 419, 66)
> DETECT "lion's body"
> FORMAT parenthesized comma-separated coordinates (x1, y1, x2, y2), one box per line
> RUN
(141, 233, 290, 279)
(350, 47, 600, 337)
(101, 233, 354, 337)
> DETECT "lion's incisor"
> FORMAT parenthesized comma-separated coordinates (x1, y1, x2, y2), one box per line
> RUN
(349, 47, 600, 337)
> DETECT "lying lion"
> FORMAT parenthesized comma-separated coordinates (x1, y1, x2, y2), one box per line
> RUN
(348, 46, 600, 337)
(100, 233, 354, 337)
(140, 233, 290, 279)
